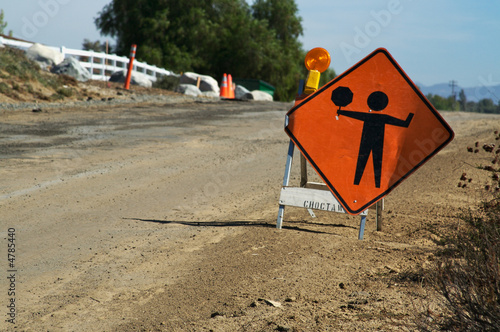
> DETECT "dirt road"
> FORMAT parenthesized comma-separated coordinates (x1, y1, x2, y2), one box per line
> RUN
(1, 98, 498, 331)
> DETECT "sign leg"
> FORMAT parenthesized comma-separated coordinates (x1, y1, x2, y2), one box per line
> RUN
(358, 215, 367, 240)
(300, 154, 308, 187)
(277, 140, 295, 229)
(376, 200, 383, 231)
(277, 206, 285, 229)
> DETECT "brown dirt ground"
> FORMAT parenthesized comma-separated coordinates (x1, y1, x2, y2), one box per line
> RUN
(0, 81, 499, 331)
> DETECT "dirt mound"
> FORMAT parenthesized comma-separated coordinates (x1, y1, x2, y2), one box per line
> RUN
(0, 46, 179, 105)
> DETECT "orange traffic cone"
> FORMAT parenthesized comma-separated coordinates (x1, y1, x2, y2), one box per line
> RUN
(220, 73, 229, 98)
(227, 74, 235, 99)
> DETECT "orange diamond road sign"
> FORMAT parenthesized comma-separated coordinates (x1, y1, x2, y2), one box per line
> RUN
(285, 48, 454, 215)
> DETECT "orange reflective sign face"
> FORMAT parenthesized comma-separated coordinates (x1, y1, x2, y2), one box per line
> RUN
(285, 48, 454, 215)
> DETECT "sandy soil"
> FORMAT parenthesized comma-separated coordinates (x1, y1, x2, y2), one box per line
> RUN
(0, 95, 499, 331)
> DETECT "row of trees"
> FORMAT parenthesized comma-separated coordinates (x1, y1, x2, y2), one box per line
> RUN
(92, 0, 335, 101)
(426, 90, 500, 113)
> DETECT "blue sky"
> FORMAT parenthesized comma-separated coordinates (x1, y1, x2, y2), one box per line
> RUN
(2, 0, 499, 88)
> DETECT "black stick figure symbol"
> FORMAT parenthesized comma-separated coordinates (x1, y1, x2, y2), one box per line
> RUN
(331, 87, 414, 188)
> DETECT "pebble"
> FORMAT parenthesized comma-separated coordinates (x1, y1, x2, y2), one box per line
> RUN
(349, 291, 370, 297)
(258, 298, 282, 307)
(210, 311, 224, 318)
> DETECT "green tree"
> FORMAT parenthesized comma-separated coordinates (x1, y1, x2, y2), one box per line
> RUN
(426, 93, 459, 111)
(82, 39, 112, 53)
(95, 0, 306, 100)
(249, 0, 305, 99)
(0, 9, 12, 36)
(457, 99, 500, 114)
(466, 101, 478, 112)
(458, 89, 467, 111)
(477, 98, 497, 113)
(427, 93, 447, 110)
(251, 0, 302, 47)
(0, 10, 6, 34)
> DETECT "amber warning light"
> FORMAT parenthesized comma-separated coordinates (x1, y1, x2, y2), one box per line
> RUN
(303, 47, 331, 94)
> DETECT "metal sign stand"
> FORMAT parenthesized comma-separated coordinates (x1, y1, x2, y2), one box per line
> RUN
(276, 138, 370, 240)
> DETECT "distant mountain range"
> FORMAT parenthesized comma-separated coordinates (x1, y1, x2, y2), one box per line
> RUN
(416, 82, 500, 103)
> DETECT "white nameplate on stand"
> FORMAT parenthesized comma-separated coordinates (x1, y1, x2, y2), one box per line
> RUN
(279, 187, 368, 216)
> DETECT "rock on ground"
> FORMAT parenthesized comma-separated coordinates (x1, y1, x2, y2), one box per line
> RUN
(180, 72, 220, 94)
(109, 70, 153, 88)
(235, 85, 251, 99)
(25, 43, 64, 70)
(51, 56, 91, 82)
(176, 84, 202, 97)
(201, 91, 219, 98)
(250, 90, 273, 101)
(176, 84, 220, 98)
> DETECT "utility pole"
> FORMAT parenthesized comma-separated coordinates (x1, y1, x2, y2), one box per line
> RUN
(449, 80, 458, 98)
(449, 80, 458, 110)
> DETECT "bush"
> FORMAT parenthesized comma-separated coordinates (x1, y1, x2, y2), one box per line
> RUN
(421, 131, 500, 331)
(0, 81, 9, 94)
(56, 87, 74, 98)
(153, 75, 180, 91)
(431, 209, 500, 331)
(0, 46, 41, 80)
(0, 46, 74, 100)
